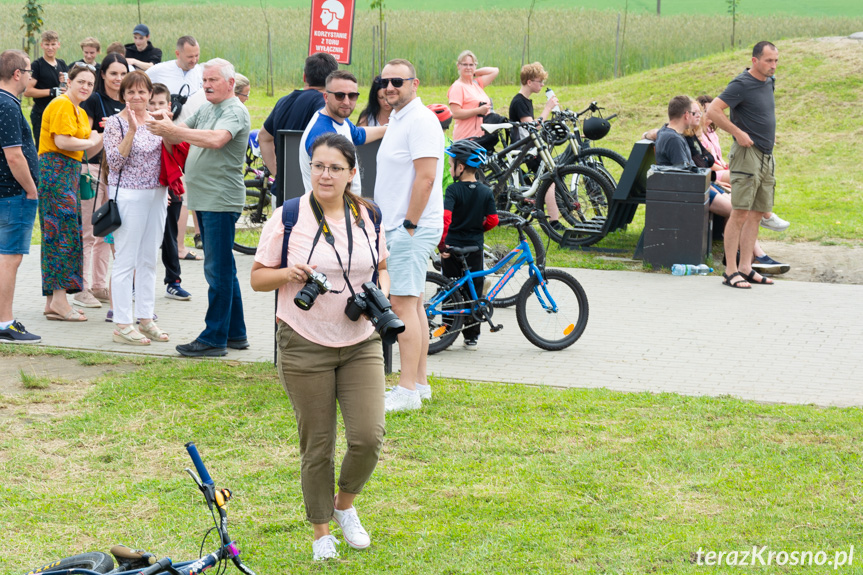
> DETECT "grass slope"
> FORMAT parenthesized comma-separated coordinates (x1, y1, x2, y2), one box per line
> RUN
(12, 0, 863, 17)
(2, 347, 863, 574)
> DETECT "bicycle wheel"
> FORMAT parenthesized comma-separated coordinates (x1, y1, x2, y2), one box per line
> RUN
(516, 268, 589, 351)
(577, 147, 627, 192)
(424, 272, 465, 355)
(26, 552, 115, 575)
(535, 164, 613, 247)
(233, 182, 273, 255)
(485, 211, 546, 308)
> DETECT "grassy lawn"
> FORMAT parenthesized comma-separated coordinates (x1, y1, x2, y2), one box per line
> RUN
(2, 346, 863, 574)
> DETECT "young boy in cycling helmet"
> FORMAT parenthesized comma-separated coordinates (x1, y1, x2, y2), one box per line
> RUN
(438, 139, 498, 350)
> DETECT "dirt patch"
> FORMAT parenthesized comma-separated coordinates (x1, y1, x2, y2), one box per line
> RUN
(0, 355, 139, 397)
(760, 241, 863, 284)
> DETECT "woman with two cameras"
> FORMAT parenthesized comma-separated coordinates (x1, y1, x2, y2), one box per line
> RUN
(250, 133, 391, 562)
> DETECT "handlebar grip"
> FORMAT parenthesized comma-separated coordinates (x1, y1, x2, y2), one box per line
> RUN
(605, 114, 618, 121)
(185, 442, 214, 486)
(137, 557, 172, 575)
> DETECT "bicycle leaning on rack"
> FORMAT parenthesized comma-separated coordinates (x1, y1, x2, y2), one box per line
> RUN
(425, 216, 589, 353)
(233, 130, 274, 256)
(25, 443, 257, 575)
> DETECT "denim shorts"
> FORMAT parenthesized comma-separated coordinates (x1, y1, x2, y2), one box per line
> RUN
(385, 225, 441, 297)
(0, 193, 38, 255)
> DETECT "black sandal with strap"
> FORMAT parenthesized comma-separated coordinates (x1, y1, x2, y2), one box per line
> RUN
(722, 271, 751, 289)
(742, 270, 774, 285)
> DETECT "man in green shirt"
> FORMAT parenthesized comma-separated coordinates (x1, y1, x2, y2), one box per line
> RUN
(148, 58, 251, 357)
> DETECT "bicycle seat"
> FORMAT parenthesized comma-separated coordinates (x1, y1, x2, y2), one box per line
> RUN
(481, 123, 513, 134)
(445, 246, 481, 257)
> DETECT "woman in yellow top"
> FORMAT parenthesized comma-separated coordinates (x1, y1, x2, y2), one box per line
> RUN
(38, 63, 102, 321)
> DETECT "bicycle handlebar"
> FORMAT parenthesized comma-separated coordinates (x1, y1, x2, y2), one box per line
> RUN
(185, 442, 214, 486)
(138, 557, 173, 575)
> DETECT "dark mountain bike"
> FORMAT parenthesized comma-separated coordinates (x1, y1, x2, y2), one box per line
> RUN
(233, 133, 274, 256)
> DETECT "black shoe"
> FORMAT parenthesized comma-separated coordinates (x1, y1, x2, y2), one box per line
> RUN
(549, 220, 565, 232)
(752, 254, 791, 275)
(176, 340, 227, 357)
(0, 320, 41, 344)
(227, 338, 250, 350)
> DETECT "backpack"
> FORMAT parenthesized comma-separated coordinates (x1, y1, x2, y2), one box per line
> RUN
(279, 196, 383, 284)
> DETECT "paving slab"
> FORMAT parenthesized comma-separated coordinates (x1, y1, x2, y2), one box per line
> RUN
(11, 246, 863, 407)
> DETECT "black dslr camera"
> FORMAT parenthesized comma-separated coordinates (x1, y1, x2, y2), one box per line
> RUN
(294, 271, 332, 310)
(344, 282, 405, 344)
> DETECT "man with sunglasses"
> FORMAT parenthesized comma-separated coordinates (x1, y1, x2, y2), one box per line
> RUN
(373, 59, 444, 413)
(299, 70, 386, 196)
(0, 50, 41, 344)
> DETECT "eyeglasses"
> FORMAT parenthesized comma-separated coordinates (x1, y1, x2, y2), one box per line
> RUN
(458, 62, 477, 67)
(530, 78, 545, 86)
(310, 162, 348, 176)
(18, 68, 32, 75)
(689, 110, 703, 117)
(379, 77, 414, 88)
(73, 62, 97, 72)
(327, 90, 360, 102)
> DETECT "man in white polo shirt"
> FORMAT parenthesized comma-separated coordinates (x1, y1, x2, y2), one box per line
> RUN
(374, 58, 444, 413)
(146, 36, 203, 103)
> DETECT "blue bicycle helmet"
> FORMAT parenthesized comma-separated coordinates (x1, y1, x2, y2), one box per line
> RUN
(248, 129, 261, 156)
(445, 139, 487, 168)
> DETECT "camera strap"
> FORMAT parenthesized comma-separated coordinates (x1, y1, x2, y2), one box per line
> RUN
(307, 194, 377, 297)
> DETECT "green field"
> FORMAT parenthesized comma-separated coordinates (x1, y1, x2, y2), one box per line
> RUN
(14, 0, 863, 18)
(2, 4, 862, 85)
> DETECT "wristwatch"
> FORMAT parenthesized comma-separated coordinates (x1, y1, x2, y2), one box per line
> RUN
(403, 219, 417, 230)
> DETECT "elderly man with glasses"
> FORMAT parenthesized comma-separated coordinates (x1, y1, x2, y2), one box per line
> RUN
(298, 70, 386, 195)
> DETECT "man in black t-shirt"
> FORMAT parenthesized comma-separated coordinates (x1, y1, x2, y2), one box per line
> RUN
(508, 62, 558, 141)
(708, 41, 781, 288)
(0, 50, 41, 344)
(258, 53, 338, 197)
(22, 31, 68, 149)
(125, 24, 162, 72)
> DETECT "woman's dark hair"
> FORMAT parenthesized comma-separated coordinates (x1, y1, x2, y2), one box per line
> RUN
(118, 71, 153, 104)
(357, 77, 383, 127)
(95, 53, 129, 95)
(309, 133, 371, 210)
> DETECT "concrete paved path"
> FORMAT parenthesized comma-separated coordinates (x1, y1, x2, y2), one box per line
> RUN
(11, 247, 863, 407)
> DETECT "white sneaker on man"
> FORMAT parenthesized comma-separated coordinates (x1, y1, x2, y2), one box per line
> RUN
(384, 385, 421, 412)
(760, 213, 790, 231)
(416, 382, 432, 401)
(312, 534, 339, 561)
(333, 506, 371, 549)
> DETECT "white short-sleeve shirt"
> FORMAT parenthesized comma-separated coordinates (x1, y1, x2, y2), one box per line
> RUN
(373, 97, 444, 231)
(146, 61, 203, 96)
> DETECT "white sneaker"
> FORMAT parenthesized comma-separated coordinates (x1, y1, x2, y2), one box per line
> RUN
(312, 534, 339, 561)
(416, 382, 432, 401)
(333, 506, 370, 549)
(384, 386, 421, 413)
(760, 213, 790, 231)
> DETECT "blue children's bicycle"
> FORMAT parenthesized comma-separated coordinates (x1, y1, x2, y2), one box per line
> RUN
(25, 443, 257, 575)
(425, 216, 589, 353)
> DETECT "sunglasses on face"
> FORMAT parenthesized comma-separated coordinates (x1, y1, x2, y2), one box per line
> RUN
(327, 90, 360, 101)
(378, 77, 414, 88)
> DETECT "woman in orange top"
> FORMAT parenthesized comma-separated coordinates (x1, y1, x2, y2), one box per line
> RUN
(38, 63, 102, 321)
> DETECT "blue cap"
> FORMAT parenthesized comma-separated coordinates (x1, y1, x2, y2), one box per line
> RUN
(133, 24, 150, 37)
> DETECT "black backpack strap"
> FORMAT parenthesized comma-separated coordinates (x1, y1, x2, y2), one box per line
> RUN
(365, 201, 383, 284)
(279, 197, 302, 269)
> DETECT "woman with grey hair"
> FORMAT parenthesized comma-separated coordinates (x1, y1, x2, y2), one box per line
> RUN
(233, 73, 250, 103)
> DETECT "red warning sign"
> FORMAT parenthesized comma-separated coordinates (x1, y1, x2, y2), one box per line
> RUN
(308, 0, 356, 65)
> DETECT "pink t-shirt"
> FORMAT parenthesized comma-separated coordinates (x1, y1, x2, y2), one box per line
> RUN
(254, 198, 389, 348)
(447, 78, 492, 140)
(700, 129, 727, 168)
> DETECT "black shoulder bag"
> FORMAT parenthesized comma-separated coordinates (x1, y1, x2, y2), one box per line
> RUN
(92, 118, 125, 237)
(171, 84, 191, 118)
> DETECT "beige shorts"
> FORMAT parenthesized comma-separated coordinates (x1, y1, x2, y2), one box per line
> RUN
(728, 142, 775, 213)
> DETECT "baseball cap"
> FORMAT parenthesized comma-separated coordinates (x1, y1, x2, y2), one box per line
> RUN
(133, 24, 150, 37)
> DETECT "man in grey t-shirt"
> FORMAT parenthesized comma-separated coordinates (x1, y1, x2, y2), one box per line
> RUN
(148, 58, 251, 356)
(707, 41, 780, 289)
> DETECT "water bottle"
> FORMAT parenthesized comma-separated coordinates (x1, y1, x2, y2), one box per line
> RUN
(671, 264, 713, 276)
(545, 88, 561, 113)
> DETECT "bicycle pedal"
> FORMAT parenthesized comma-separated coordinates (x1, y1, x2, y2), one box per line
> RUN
(489, 324, 503, 333)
